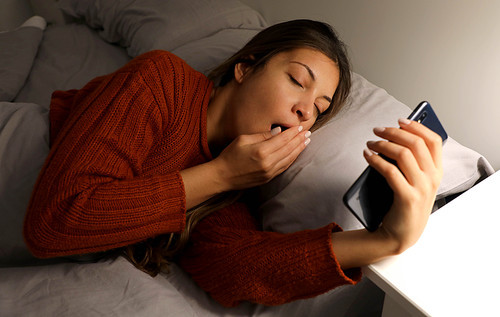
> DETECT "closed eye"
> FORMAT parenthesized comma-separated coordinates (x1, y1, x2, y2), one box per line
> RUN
(289, 75, 303, 88)
(314, 104, 321, 116)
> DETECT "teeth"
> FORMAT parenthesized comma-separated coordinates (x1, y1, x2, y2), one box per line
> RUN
(271, 124, 289, 131)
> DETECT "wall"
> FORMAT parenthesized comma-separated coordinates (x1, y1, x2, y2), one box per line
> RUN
(242, 0, 500, 170)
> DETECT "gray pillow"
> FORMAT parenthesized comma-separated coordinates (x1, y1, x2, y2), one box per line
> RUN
(257, 73, 495, 233)
(0, 17, 45, 101)
(58, 0, 267, 57)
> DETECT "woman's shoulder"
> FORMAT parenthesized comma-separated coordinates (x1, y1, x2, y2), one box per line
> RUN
(126, 50, 196, 75)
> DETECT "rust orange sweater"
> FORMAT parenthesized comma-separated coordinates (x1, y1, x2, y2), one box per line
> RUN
(24, 50, 361, 307)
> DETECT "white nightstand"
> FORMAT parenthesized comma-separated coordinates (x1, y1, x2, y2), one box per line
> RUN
(363, 171, 500, 316)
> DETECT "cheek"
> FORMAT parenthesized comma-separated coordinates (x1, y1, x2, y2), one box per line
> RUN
(302, 119, 316, 131)
(243, 80, 288, 114)
(236, 73, 297, 129)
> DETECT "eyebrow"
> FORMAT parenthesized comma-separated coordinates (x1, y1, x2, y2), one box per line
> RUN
(290, 61, 333, 103)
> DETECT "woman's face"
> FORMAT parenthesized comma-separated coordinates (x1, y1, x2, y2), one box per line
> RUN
(226, 47, 340, 136)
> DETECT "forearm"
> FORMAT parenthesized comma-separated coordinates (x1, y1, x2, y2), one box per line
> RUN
(331, 228, 401, 269)
(179, 204, 362, 307)
(24, 172, 187, 258)
(180, 160, 229, 209)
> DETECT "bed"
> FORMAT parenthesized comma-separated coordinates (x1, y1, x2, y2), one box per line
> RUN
(0, 0, 494, 316)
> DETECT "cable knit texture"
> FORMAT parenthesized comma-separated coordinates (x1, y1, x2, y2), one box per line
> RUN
(24, 50, 213, 256)
(179, 202, 361, 306)
(23, 50, 361, 306)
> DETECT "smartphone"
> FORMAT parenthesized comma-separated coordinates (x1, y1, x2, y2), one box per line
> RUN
(342, 101, 448, 231)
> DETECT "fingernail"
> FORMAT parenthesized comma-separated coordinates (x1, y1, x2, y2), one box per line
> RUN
(271, 126, 281, 136)
(398, 118, 412, 126)
(304, 138, 311, 146)
(373, 127, 385, 134)
(304, 131, 311, 138)
(366, 140, 376, 147)
(363, 148, 373, 157)
(298, 125, 304, 132)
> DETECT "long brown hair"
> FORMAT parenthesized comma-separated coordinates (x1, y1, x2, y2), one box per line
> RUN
(126, 19, 351, 276)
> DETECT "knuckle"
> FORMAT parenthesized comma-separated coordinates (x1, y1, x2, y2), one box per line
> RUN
(263, 170, 274, 179)
(396, 147, 413, 162)
(254, 148, 267, 160)
(410, 137, 425, 149)
(387, 166, 401, 180)
(234, 135, 247, 146)
(258, 157, 273, 172)
(431, 132, 442, 145)
(380, 163, 400, 180)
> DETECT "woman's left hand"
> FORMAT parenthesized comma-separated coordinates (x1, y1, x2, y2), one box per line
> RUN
(365, 118, 444, 253)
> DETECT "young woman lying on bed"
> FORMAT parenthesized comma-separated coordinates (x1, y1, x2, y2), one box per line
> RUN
(23, 19, 443, 307)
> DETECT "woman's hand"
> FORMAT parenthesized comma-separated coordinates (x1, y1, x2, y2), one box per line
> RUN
(213, 126, 311, 191)
(365, 118, 444, 254)
(331, 118, 443, 269)
(180, 126, 310, 209)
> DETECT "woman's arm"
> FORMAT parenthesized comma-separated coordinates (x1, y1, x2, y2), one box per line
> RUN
(24, 70, 187, 258)
(178, 203, 361, 307)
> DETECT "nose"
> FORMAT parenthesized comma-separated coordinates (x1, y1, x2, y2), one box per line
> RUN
(293, 100, 314, 122)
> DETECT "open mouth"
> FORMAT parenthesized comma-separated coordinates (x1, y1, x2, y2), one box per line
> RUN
(271, 124, 289, 131)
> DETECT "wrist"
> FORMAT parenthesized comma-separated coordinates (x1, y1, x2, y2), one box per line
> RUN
(208, 157, 232, 193)
(374, 226, 405, 255)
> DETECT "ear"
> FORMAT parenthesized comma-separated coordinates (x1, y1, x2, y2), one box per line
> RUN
(234, 56, 255, 84)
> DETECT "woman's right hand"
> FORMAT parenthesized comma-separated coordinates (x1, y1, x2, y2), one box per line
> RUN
(365, 118, 444, 254)
(180, 126, 310, 210)
(212, 125, 311, 191)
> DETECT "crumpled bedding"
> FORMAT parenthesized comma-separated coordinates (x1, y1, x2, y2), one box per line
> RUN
(0, 256, 384, 316)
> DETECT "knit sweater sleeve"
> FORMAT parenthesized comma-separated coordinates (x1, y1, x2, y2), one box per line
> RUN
(178, 203, 362, 307)
(24, 53, 191, 258)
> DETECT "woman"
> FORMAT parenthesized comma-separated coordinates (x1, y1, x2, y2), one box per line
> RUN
(24, 20, 442, 307)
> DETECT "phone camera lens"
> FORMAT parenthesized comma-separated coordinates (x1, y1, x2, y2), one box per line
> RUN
(418, 112, 427, 123)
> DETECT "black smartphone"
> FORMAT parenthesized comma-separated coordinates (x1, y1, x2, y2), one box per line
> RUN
(342, 101, 448, 231)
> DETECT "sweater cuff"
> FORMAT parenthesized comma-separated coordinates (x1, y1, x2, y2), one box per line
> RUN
(157, 171, 186, 233)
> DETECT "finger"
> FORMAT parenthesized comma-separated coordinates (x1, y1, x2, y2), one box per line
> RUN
(366, 139, 423, 186)
(259, 129, 310, 177)
(241, 125, 301, 145)
(372, 126, 435, 173)
(272, 131, 311, 174)
(398, 119, 444, 171)
(363, 148, 410, 195)
(269, 127, 311, 158)
(248, 126, 306, 157)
